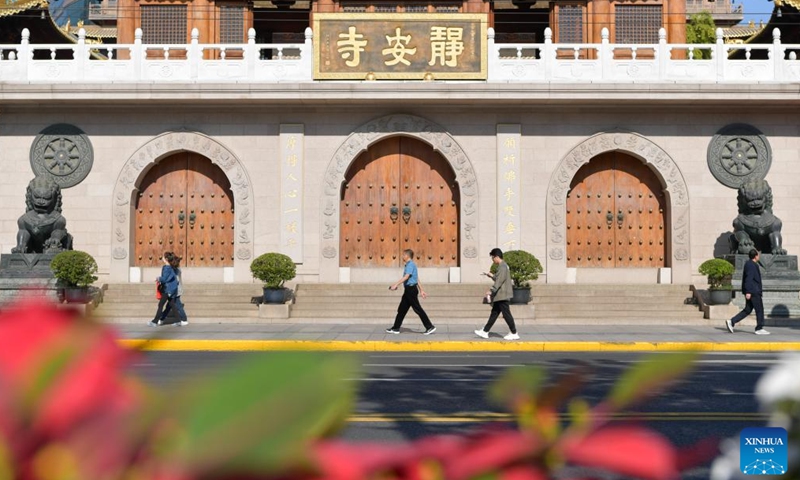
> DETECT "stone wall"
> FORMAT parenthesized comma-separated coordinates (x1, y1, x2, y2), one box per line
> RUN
(1, 105, 796, 285)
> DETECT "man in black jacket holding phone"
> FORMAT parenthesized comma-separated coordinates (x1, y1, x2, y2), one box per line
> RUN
(726, 249, 769, 335)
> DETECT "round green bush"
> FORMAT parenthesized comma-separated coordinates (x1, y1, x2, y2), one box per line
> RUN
(50, 250, 98, 287)
(489, 250, 543, 288)
(698, 258, 735, 290)
(250, 253, 296, 289)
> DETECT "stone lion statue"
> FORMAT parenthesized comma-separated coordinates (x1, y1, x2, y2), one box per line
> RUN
(11, 176, 73, 254)
(730, 179, 786, 255)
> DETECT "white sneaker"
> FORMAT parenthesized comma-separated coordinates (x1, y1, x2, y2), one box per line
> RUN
(755, 329, 770, 335)
(474, 329, 489, 339)
(504, 333, 520, 341)
(177, 321, 189, 327)
(725, 319, 734, 333)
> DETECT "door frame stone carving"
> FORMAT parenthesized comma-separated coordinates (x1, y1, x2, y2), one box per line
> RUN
(320, 114, 480, 283)
(546, 132, 691, 283)
(110, 131, 254, 282)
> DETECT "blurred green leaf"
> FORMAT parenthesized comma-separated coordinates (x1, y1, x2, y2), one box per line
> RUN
(167, 352, 358, 476)
(488, 366, 546, 411)
(607, 352, 698, 410)
(0, 438, 12, 480)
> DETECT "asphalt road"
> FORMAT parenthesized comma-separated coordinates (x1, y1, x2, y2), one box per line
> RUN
(130, 351, 778, 478)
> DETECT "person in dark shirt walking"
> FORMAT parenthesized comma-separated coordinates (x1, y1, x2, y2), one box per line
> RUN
(386, 249, 436, 335)
(726, 249, 768, 335)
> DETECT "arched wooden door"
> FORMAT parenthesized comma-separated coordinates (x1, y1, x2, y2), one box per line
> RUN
(566, 152, 666, 268)
(340, 136, 459, 267)
(134, 152, 234, 267)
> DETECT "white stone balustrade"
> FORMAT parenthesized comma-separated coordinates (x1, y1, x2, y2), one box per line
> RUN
(488, 27, 800, 83)
(1, 25, 798, 83)
(0, 27, 313, 83)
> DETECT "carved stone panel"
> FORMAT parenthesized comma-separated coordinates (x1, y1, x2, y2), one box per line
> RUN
(112, 132, 254, 275)
(707, 124, 772, 189)
(30, 124, 94, 188)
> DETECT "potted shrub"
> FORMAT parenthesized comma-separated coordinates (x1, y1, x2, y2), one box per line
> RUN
(50, 250, 98, 303)
(699, 258, 735, 305)
(250, 252, 297, 304)
(490, 250, 543, 304)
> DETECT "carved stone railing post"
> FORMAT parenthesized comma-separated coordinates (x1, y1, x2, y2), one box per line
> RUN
(600, 28, 611, 81)
(20, 28, 31, 81)
(543, 27, 553, 80)
(246, 27, 256, 81)
(76, 28, 87, 81)
(487, 27, 497, 81)
(302, 27, 313, 81)
(189, 28, 200, 80)
(773, 28, 784, 81)
(133, 28, 143, 80)
(715, 27, 725, 81)
(657, 28, 667, 81)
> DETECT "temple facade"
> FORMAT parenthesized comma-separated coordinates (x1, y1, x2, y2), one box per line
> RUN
(1, 12, 798, 286)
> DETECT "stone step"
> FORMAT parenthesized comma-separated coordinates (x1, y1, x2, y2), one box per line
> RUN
(532, 297, 690, 304)
(534, 303, 698, 311)
(527, 317, 722, 325)
(288, 308, 495, 317)
(101, 295, 260, 304)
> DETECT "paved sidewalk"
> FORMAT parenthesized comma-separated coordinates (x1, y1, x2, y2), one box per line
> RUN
(113, 322, 800, 351)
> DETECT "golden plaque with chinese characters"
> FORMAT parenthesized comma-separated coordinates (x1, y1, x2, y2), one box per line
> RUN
(313, 13, 487, 80)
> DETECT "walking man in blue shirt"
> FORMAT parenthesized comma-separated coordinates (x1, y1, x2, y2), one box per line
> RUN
(726, 249, 769, 335)
(386, 249, 436, 335)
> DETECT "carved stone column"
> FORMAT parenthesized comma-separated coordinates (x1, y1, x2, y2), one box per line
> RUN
(496, 124, 521, 251)
(280, 125, 304, 263)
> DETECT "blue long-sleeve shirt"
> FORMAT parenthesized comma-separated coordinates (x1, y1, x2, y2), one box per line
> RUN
(158, 265, 179, 297)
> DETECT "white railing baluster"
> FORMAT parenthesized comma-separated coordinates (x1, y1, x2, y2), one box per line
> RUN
(716, 27, 724, 81)
(246, 27, 256, 80)
(773, 28, 783, 81)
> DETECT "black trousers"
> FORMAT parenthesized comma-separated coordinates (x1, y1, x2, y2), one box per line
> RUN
(392, 285, 433, 330)
(731, 293, 765, 330)
(483, 300, 517, 334)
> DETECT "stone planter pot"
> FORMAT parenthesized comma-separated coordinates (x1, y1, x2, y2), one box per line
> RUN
(262, 287, 287, 305)
(511, 287, 531, 305)
(64, 287, 91, 304)
(708, 289, 732, 305)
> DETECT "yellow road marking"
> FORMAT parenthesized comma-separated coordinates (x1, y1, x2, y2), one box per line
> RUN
(119, 339, 800, 352)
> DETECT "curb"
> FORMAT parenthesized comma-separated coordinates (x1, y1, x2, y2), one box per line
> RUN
(119, 339, 800, 352)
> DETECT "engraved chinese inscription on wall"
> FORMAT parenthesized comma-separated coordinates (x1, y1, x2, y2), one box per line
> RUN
(280, 125, 304, 262)
(497, 125, 521, 251)
(313, 13, 487, 80)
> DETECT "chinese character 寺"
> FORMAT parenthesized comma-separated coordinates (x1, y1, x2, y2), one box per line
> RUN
(337, 26, 368, 67)
(429, 27, 464, 67)
(504, 170, 516, 183)
(504, 187, 514, 202)
(382, 27, 417, 66)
